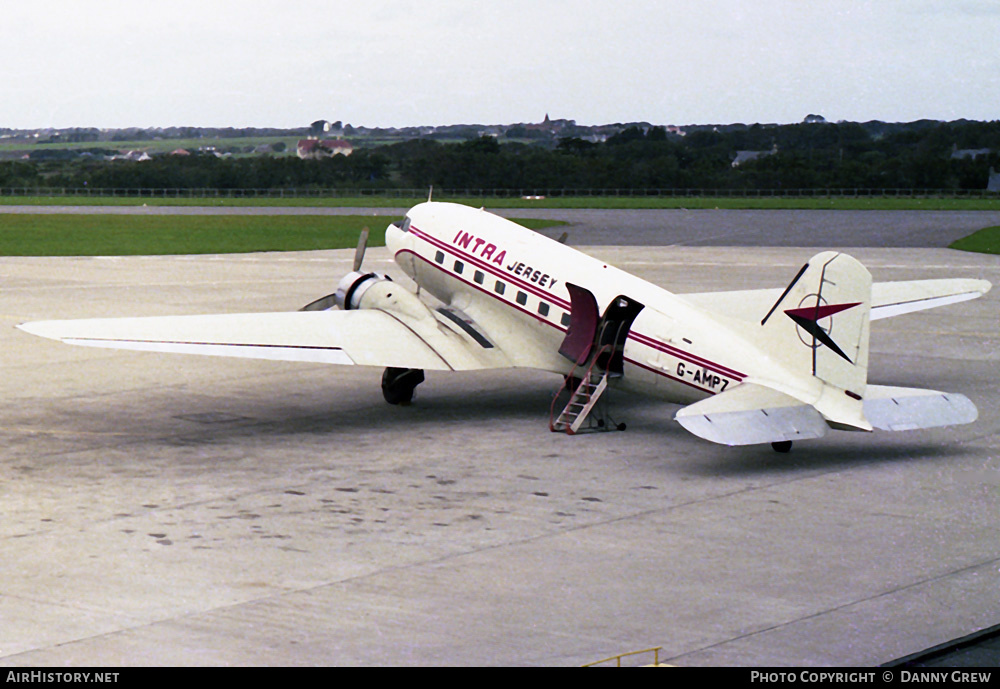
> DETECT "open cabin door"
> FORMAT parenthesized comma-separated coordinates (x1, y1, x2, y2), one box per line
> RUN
(558, 283, 600, 365)
(558, 283, 644, 372)
(596, 295, 645, 374)
(552, 285, 645, 434)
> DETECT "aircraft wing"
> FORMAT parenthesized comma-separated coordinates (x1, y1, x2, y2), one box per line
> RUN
(681, 278, 991, 322)
(17, 309, 514, 372)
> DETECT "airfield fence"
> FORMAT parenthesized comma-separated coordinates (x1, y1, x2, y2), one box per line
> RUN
(1, 186, 999, 200)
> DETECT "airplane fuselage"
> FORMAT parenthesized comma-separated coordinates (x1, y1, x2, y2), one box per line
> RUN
(386, 203, 767, 406)
(17, 200, 986, 447)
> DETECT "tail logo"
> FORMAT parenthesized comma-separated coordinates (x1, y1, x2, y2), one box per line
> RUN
(785, 296, 861, 363)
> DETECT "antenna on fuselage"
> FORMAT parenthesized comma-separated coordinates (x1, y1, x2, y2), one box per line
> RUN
(427, 185, 433, 202)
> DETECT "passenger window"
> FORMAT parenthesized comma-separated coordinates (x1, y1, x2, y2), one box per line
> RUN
(561, 312, 571, 327)
(454, 260, 464, 274)
(516, 291, 527, 306)
(474, 270, 485, 285)
(495, 281, 506, 295)
(538, 302, 550, 316)
(435, 251, 444, 264)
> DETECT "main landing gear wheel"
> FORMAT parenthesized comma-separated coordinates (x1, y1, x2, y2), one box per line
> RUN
(771, 440, 793, 453)
(382, 367, 425, 405)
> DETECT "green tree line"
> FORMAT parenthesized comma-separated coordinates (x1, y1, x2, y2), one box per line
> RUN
(2, 120, 999, 193)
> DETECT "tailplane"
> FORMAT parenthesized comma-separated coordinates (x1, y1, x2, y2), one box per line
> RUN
(864, 385, 977, 431)
(675, 382, 828, 446)
(673, 252, 980, 447)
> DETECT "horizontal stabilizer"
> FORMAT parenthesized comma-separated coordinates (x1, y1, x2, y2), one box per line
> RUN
(864, 385, 978, 431)
(681, 278, 990, 322)
(675, 382, 828, 446)
(868, 279, 991, 320)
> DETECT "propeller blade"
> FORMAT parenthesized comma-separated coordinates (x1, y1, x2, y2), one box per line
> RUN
(353, 227, 369, 272)
(300, 293, 337, 311)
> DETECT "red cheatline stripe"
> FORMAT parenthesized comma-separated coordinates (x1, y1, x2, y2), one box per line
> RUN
(625, 357, 714, 392)
(397, 249, 568, 332)
(409, 225, 572, 310)
(628, 332, 745, 380)
(407, 226, 746, 383)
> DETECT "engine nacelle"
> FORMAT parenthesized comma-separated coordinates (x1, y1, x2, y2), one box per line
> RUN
(334, 271, 438, 325)
(334, 271, 392, 310)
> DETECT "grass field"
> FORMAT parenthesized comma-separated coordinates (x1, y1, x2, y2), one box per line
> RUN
(0, 214, 565, 256)
(0, 136, 303, 156)
(3, 195, 1000, 211)
(949, 226, 1000, 255)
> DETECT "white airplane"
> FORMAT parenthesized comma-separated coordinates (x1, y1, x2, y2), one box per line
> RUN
(17, 202, 991, 452)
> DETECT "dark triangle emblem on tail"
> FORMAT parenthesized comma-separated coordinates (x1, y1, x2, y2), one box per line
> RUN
(784, 302, 861, 363)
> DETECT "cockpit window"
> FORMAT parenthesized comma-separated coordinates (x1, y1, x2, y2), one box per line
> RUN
(399, 216, 412, 233)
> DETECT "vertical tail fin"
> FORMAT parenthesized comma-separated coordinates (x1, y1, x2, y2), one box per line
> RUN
(759, 251, 872, 403)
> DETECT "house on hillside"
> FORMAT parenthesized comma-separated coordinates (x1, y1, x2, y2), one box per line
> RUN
(951, 144, 991, 160)
(297, 138, 353, 159)
(732, 144, 778, 168)
(108, 150, 152, 162)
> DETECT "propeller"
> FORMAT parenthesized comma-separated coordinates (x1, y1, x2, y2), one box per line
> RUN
(353, 226, 369, 272)
(299, 226, 372, 312)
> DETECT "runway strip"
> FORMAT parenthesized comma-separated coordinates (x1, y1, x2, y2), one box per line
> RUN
(3, 204, 1000, 247)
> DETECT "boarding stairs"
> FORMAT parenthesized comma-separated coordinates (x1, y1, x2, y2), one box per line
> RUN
(550, 345, 615, 434)
(551, 290, 643, 435)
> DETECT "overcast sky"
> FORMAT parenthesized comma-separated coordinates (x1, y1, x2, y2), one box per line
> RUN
(2, 0, 999, 129)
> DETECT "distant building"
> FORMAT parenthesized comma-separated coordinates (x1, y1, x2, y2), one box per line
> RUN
(989, 168, 1000, 193)
(732, 144, 778, 168)
(951, 144, 991, 160)
(108, 150, 151, 162)
(297, 138, 353, 159)
(523, 114, 575, 135)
